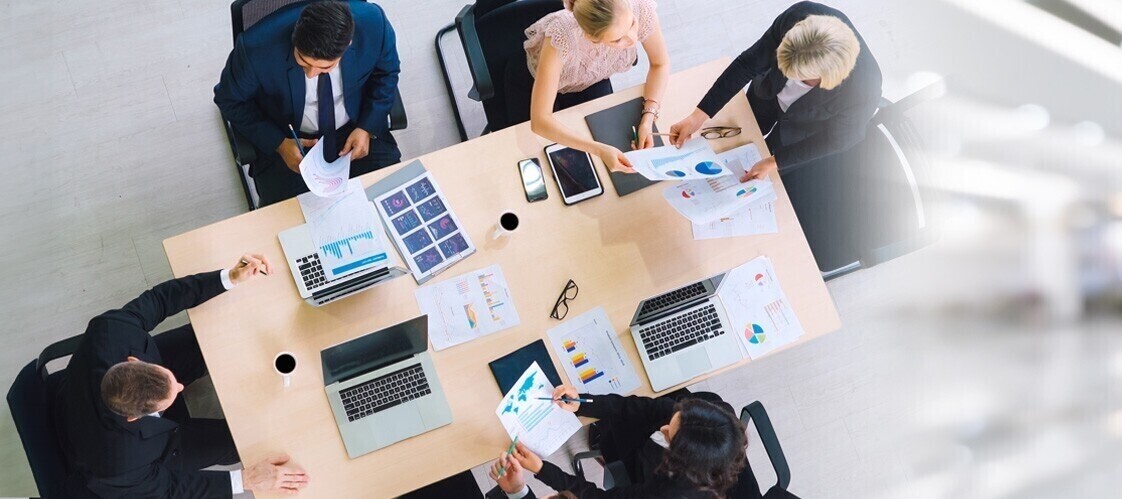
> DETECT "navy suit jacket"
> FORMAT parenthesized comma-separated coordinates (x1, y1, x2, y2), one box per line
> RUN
(214, 0, 399, 158)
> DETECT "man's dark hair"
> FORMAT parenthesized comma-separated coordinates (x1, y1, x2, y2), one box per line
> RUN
(101, 361, 171, 418)
(656, 398, 748, 496)
(292, 1, 355, 60)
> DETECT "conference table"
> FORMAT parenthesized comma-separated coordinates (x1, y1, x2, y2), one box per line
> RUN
(164, 57, 841, 497)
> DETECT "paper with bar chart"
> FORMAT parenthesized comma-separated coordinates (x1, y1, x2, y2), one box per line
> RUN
(662, 142, 776, 224)
(299, 139, 352, 197)
(624, 137, 730, 180)
(495, 361, 581, 456)
(414, 264, 521, 351)
(297, 179, 390, 279)
(374, 171, 475, 283)
(717, 256, 804, 359)
(546, 307, 640, 396)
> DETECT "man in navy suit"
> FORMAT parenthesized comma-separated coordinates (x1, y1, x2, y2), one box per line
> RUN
(215, 0, 401, 206)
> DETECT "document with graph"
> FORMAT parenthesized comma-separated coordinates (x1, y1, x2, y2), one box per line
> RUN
(297, 179, 390, 279)
(415, 264, 521, 351)
(495, 361, 582, 456)
(546, 307, 640, 396)
(624, 137, 730, 180)
(373, 170, 475, 283)
(718, 256, 804, 359)
(662, 142, 777, 224)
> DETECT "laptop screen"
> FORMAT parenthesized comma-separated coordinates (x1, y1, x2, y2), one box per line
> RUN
(320, 315, 429, 385)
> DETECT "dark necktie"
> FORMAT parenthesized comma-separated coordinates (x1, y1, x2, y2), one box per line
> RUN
(317, 72, 338, 162)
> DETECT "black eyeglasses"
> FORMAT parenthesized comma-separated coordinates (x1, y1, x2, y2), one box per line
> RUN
(550, 280, 579, 320)
(700, 126, 742, 139)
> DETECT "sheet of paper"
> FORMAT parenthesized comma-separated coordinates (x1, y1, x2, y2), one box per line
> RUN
(495, 361, 582, 456)
(299, 139, 352, 197)
(374, 171, 475, 283)
(624, 137, 730, 180)
(297, 179, 389, 279)
(546, 307, 640, 396)
(415, 264, 521, 351)
(718, 256, 804, 359)
(692, 201, 779, 240)
(661, 142, 774, 224)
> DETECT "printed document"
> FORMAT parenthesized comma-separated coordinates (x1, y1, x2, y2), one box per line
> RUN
(297, 179, 389, 279)
(495, 362, 581, 456)
(415, 265, 521, 351)
(625, 137, 730, 180)
(299, 140, 351, 197)
(718, 256, 804, 359)
(546, 307, 640, 396)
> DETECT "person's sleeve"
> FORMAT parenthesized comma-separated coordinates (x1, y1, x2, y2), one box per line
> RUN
(695, 5, 795, 117)
(772, 90, 879, 173)
(104, 271, 228, 333)
(575, 394, 676, 433)
(213, 37, 287, 154)
(485, 484, 537, 499)
(534, 462, 647, 499)
(357, 6, 400, 139)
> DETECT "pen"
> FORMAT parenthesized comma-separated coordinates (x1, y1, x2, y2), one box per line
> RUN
(239, 259, 268, 276)
(288, 124, 306, 156)
(537, 396, 594, 404)
(498, 436, 519, 477)
(633, 125, 676, 141)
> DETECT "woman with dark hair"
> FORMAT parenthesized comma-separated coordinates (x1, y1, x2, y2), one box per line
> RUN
(486, 387, 749, 498)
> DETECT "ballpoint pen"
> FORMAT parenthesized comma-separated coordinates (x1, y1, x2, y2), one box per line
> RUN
(497, 435, 519, 477)
(288, 124, 306, 156)
(536, 396, 594, 403)
(239, 259, 268, 276)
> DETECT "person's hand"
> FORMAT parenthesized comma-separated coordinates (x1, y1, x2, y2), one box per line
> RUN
(596, 144, 635, 174)
(669, 108, 708, 148)
(510, 441, 543, 474)
(740, 155, 778, 182)
(277, 137, 318, 173)
(632, 117, 655, 150)
(552, 385, 581, 413)
(340, 128, 371, 161)
(488, 453, 525, 494)
(229, 253, 272, 284)
(243, 454, 309, 495)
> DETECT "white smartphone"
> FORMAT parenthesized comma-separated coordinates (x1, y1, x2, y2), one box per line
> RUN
(544, 143, 604, 205)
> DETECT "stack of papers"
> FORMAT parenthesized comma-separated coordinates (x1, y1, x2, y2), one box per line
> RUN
(624, 137, 731, 180)
(546, 307, 640, 396)
(717, 256, 804, 359)
(299, 140, 351, 197)
(495, 362, 582, 456)
(296, 180, 390, 279)
(662, 142, 779, 228)
(415, 265, 521, 351)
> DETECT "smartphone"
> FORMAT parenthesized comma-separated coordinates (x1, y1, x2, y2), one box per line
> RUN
(517, 158, 549, 203)
(543, 144, 603, 205)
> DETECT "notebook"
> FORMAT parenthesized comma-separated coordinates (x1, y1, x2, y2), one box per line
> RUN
(488, 340, 563, 394)
(584, 97, 666, 197)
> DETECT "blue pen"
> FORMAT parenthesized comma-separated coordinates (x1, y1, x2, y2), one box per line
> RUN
(288, 124, 306, 155)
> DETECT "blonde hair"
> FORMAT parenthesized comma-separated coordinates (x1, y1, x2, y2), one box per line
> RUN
(564, 0, 624, 39)
(776, 15, 860, 90)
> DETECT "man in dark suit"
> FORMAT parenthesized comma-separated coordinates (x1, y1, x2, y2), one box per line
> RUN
(214, 0, 401, 206)
(670, 1, 882, 181)
(54, 253, 310, 498)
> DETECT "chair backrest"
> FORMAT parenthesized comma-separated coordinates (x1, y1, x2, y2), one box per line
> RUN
(739, 402, 801, 499)
(231, 0, 316, 43)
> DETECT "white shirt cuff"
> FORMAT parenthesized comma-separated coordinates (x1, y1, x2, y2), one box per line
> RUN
(220, 268, 236, 290)
(506, 484, 530, 499)
(230, 470, 244, 495)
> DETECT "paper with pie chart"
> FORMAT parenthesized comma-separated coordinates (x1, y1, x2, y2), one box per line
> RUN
(717, 256, 804, 359)
(662, 142, 776, 224)
(624, 137, 730, 180)
(495, 361, 582, 456)
(414, 264, 521, 351)
(299, 139, 352, 197)
(546, 307, 640, 396)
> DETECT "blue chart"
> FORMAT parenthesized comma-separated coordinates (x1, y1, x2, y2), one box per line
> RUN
(695, 161, 723, 175)
(499, 370, 551, 431)
(321, 231, 374, 259)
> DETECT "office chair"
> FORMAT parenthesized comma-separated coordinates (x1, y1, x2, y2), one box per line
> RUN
(6, 334, 97, 499)
(783, 83, 940, 280)
(736, 401, 801, 499)
(224, 0, 409, 210)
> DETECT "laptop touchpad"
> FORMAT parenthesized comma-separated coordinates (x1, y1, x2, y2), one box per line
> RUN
(380, 404, 426, 443)
(677, 349, 712, 379)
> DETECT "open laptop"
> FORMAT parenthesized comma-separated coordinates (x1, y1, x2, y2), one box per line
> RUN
(321, 316, 453, 459)
(629, 274, 745, 392)
(279, 205, 409, 307)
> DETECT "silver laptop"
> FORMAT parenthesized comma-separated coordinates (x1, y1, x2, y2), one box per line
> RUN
(278, 208, 408, 307)
(629, 274, 745, 392)
(321, 316, 453, 459)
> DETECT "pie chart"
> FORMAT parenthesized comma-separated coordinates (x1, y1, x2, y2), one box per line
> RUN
(681, 189, 696, 199)
(746, 323, 766, 344)
(694, 161, 723, 175)
(667, 170, 687, 178)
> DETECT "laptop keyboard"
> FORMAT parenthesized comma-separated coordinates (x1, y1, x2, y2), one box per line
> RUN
(639, 303, 725, 360)
(340, 364, 431, 422)
(638, 281, 708, 317)
(296, 254, 329, 289)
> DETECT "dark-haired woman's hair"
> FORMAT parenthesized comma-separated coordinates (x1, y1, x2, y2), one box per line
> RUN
(656, 398, 748, 497)
(292, 1, 354, 60)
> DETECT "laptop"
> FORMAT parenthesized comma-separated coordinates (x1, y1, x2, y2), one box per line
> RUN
(629, 274, 745, 392)
(321, 315, 453, 459)
(278, 205, 409, 307)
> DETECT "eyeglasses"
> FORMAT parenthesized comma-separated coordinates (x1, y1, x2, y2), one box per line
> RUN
(550, 280, 579, 320)
(700, 126, 742, 139)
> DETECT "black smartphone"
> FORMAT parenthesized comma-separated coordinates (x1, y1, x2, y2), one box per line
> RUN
(518, 158, 549, 203)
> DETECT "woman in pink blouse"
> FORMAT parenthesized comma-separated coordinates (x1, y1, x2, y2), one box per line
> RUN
(512, 0, 670, 173)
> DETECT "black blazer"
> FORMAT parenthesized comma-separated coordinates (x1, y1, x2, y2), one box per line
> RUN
(54, 272, 229, 499)
(696, 1, 882, 172)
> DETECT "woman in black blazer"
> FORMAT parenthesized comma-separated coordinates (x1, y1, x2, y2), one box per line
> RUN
(670, 1, 882, 181)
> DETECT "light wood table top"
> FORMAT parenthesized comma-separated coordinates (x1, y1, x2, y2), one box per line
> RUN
(164, 58, 840, 497)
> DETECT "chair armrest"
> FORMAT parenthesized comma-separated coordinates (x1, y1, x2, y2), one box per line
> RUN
(455, 4, 494, 101)
(571, 450, 601, 481)
(571, 450, 631, 490)
(741, 402, 791, 490)
(389, 93, 407, 131)
(36, 334, 83, 380)
(223, 120, 257, 165)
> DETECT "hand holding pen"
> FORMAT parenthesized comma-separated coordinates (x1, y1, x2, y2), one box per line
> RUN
(545, 385, 587, 413)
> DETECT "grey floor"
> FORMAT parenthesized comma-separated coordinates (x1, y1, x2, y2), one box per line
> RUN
(5, 0, 1117, 498)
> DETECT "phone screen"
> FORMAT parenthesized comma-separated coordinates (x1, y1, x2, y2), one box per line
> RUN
(546, 147, 599, 199)
(518, 159, 548, 202)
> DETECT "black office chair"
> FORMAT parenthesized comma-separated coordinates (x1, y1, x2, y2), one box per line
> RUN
(737, 401, 801, 499)
(6, 334, 96, 499)
(224, 0, 408, 210)
(783, 83, 940, 280)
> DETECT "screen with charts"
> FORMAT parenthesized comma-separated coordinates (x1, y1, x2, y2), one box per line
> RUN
(374, 171, 475, 282)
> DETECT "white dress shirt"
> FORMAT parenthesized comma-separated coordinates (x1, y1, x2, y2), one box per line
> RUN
(776, 78, 815, 112)
(299, 64, 350, 134)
